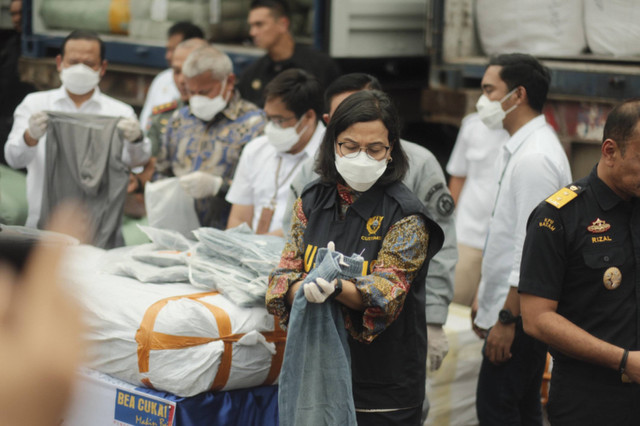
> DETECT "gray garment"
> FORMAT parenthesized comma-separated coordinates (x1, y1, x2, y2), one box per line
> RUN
(40, 112, 129, 248)
(279, 247, 363, 426)
(284, 140, 457, 326)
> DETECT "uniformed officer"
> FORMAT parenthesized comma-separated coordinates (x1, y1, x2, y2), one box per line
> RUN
(237, 0, 341, 106)
(520, 99, 640, 425)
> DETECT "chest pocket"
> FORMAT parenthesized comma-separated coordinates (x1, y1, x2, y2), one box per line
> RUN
(583, 246, 625, 269)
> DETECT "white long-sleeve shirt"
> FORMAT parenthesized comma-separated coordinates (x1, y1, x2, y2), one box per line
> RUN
(5, 86, 150, 228)
(474, 115, 572, 329)
(446, 113, 509, 249)
(226, 122, 324, 233)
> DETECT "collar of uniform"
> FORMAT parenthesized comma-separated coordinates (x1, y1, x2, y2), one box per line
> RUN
(344, 183, 387, 220)
(53, 85, 102, 106)
(504, 114, 547, 155)
(589, 164, 626, 211)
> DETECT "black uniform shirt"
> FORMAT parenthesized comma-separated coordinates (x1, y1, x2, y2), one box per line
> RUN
(237, 43, 341, 107)
(519, 166, 640, 368)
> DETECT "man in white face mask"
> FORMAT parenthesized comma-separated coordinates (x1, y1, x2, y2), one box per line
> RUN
(4, 30, 149, 229)
(472, 53, 572, 426)
(154, 45, 266, 229)
(226, 68, 324, 236)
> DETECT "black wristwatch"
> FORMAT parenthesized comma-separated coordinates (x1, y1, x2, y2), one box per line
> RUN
(330, 279, 343, 299)
(498, 308, 518, 325)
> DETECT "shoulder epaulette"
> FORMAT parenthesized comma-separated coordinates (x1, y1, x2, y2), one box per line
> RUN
(152, 100, 179, 115)
(545, 184, 583, 209)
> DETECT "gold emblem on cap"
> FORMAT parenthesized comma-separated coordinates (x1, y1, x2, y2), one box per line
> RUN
(603, 266, 622, 290)
(251, 79, 262, 91)
(587, 218, 611, 234)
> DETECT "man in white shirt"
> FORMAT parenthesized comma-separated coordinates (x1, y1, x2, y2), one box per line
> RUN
(446, 113, 509, 306)
(472, 53, 572, 425)
(226, 68, 324, 236)
(4, 30, 149, 229)
(139, 22, 204, 130)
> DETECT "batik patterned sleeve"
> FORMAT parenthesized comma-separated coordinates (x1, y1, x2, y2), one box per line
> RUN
(266, 198, 308, 328)
(345, 214, 429, 343)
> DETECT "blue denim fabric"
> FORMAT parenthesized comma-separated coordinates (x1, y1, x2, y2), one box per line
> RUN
(278, 248, 363, 426)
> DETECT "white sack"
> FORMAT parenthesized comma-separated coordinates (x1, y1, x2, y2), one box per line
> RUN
(66, 245, 282, 397)
(585, 0, 640, 57)
(476, 0, 586, 57)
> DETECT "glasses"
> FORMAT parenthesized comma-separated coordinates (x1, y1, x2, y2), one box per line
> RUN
(337, 141, 390, 160)
(267, 115, 297, 127)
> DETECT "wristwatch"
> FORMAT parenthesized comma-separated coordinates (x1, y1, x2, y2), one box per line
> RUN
(498, 308, 518, 325)
(330, 279, 343, 299)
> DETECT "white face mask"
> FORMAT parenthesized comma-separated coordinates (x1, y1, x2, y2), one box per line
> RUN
(335, 152, 388, 192)
(60, 63, 101, 95)
(189, 79, 228, 122)
(265, 117, 307, 153)
(475, 88, 518, 130)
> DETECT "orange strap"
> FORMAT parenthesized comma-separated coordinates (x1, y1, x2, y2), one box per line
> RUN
(262, 317, 287, 386)
(135, 292, 287, 391)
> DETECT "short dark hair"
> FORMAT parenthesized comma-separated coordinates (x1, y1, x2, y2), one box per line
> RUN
(324, 73, 382, 113)
(264, 68, 323, 120)
(315, 90, 408, 185)
(489, 53, 550, 113)
(250, 0, 290, 19)
(61, 30, 105, 61)
(168, 22, 204, 40)
(602, 99, 640, 155)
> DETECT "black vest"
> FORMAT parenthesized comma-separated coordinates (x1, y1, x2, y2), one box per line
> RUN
(300, 180, 444, 409)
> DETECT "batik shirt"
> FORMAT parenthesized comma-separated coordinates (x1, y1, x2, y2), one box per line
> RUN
(267, 183, 429, 343)
(155, 90, 266, 182)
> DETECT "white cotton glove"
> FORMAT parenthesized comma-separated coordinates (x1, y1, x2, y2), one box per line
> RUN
(303, 277, 337, 303)
(427, 324, 449, 371)
(179, 171, 223, 199)
(28, 111, 48, 140)
(117, 117, 143, 142)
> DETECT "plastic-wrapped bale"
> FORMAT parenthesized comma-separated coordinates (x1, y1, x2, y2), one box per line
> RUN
(476, 0, 586, 57)
(66, 245, 286, 397)
(40, 0, 130, 34)
(585, 0, 640, 57)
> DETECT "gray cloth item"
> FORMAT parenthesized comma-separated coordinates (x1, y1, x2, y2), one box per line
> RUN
(40, 112, 128, 248)
(279, 247, 364, 426)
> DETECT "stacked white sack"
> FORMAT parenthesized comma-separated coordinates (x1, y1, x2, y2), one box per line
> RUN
(584, 0, 640, 57)
(476, 0, 586, 57)
(65, 244, 285, 397)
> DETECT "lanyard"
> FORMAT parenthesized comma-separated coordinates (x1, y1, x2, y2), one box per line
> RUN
(269, 154, 306, 209)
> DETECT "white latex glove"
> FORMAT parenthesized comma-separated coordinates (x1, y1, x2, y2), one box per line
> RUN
(427, 324, 449, 371)
(117, 117, 143, 142)
(28, 111, 48, 140)
(303, 277, 337, 303)
(179, 171, 223, 199)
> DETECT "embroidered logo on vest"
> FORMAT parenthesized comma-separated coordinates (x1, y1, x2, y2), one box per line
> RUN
(362, 216, 384, 241)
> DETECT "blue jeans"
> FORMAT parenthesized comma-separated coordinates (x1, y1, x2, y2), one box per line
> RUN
(278, 248, 363, 426)
(476, 321, 547, 426)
